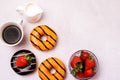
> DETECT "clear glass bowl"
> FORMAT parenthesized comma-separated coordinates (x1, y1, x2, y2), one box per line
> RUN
(69, 50, 99, 80)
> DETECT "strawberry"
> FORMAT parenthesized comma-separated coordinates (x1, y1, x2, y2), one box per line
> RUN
(71, 63, 83, 76)
(85, 56, 96, 70)
(76, 72, 84, 78)
(84, 69, 95, 77)
(71, 56, 82, 68)
(16, 55, 33, 68)
(80, 51, 89, 60)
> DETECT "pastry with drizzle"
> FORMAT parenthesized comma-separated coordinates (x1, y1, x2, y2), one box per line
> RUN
(11, 50, 36, 75)
(30, 25, 57, 51)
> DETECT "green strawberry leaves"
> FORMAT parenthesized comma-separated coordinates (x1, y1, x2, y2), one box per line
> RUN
(71, 63, 83, 76)
(26, 55, 34, 64)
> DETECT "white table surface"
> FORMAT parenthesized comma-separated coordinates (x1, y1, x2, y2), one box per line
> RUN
(0, 0, 120, 80)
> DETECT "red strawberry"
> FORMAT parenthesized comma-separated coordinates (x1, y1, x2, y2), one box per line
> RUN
(84, 69, 95, 77)
(76, 72, 84, 78)
(81, 51, 89, 60)
(85, 56, 96, 70)
(16, 55, 33, 68)
(71, 56, 82, 68)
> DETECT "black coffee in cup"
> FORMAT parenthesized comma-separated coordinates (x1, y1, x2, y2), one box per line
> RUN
(2, 25, 22, 44)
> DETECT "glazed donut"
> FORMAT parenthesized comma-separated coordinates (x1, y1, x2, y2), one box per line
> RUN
(10, 50, 36, 75)
(30, 25, 57, 51)
(38, 57, 66, 80)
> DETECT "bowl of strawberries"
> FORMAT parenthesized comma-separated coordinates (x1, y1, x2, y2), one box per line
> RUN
(69, 50, 98, 80)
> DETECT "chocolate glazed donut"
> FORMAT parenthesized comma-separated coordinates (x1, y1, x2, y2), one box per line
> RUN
(10, 50, 36, 75)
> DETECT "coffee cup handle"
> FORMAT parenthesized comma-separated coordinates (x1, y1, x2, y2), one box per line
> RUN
(17, 19, 24, 26)
(20, 19, 23, 26)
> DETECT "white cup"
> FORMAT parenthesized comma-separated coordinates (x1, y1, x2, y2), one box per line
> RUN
(16, 2, 43, 23)
(0, 20, 24, 46)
